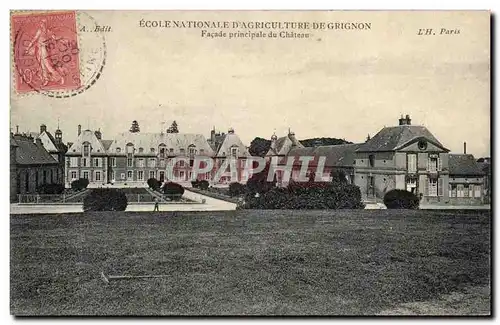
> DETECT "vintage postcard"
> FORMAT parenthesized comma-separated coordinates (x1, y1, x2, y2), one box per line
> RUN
(9, 10, 491, 316)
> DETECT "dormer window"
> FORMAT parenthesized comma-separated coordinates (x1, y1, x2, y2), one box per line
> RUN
(231, 147, 238, 157)
(138, 147, 144, 153)
(83, 143, 90, 156)
(150, 148, 155, 153)
(180, 148, 185, 155)
(189, 146, 196, 156)
(116, 147, 121, 153)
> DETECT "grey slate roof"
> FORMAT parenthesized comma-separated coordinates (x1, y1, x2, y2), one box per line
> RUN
(100, 140, 114, 151)
(449, 154, 485, 176)
(12, 137, 58, 165)
(357, 125, 447, 152)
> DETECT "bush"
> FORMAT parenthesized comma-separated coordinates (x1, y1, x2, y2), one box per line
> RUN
(37, 183, 65, 194)
(192, 180, 210, 190)
(198, 180, 209, 190)
(71, 178, 89, 191)
(229, 182, 246, 197)
(162, 182, 184, 201)
(83, 189, 128, 211)
(246, 163, 276, 195)
(244, 181, 364, 210)
(384, 189, 420, 209)
(147, 178, 159, 190)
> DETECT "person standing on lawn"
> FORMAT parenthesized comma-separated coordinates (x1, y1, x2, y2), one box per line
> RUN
(153, 197, 159, 212)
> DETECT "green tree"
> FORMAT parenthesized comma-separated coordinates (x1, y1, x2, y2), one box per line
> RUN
(129, 120, 140, 133)
(167, 121, 179, 133)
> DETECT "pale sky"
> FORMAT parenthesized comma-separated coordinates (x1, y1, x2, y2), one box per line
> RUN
(10, 10, 490, 157)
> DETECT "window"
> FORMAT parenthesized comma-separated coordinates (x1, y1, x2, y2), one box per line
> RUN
(169, 148, 174, 154)
(116, 147, 121, 153)
(179, 171, 185, 179)
(110, 157, 116, 167)
(205, 172, 210, 180)
(231, 147, 238, 157)
(428, 178, 438, 196)
(368, 154, 375, 168)
(189, 147, 196, 155)
(457, 184, 464, 197)
(474, 185, 481, 198)
(149, 171, 155, 179)
(150, 148, 155, 153)
(83, 144, 90, 156)
(138, 147, 144, 153)
(95, 171, 101, 181)
(159, 159, 166, 168)
(138, 158, 145, 167)
(160, 147, 166, 158)
(180, 148, 185, 155)
(464, 185, 469, 198)
(138, 171, 144, 181)
(149, 158, 156, 167)
(120, 173, 125, 180)
(190, 159, 194, 167)
(450, 184, 457, 197)
(82, 158, 88, 167)
(179, 160, 185, 167)
(200, 149, 205, 155)
(407, 154, 417, 173)
(71, 171, 77, 180)
(127, 171, 133, 180)
(127, 158, 133, 167)
(83, 171, 89, 179)
(428, 156, 438, 173)
(126, 144, 134, 154)
(94, 158, 100, 167)
(70, 157, 78, 167)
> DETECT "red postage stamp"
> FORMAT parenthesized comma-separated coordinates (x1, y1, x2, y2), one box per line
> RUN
(11, 11, 81, 93)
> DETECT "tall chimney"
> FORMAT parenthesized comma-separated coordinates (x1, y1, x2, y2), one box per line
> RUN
(78, 124, 82, 136)
(210, 127, 216, 144)
(398, 115, 405, 125)
(16, 125, 19, 134)
(464, 142, 467, 154)
(405, 114, 411, 125)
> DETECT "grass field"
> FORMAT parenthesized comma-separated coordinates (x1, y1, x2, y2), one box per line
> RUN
(10, 210, 491, 316)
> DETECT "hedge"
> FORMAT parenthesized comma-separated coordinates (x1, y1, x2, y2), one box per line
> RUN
(383, 189, 420, 209)
(191, 180, 209, 190)
(83, 189, 128, 211)
(162, 182, 184, 200)
(71, 178, 89, 191)
(37, 183, 65, 194)
(244, 182, 364, 209)
(228, 182, 246, 197)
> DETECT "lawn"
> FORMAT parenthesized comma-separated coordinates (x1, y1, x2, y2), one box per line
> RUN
(10, 209, 491, 316)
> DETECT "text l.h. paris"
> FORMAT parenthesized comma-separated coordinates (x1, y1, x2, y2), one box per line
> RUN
(417, 28, 460, 36)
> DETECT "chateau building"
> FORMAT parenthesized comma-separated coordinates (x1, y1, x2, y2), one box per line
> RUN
(10, 132, 63, 201)
(64, 122, 249, 187)
(265, 130, 359, 187)
(266, 115, 487, 205)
